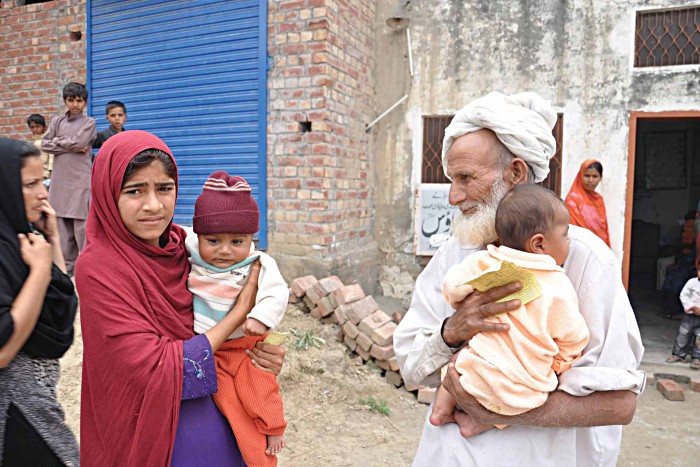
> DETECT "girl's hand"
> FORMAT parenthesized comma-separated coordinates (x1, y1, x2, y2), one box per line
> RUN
(237, 260, 261, 311)
(246, 342, 285, 375)
(33, 200, 59, 244)
(18, 233, 53, 274)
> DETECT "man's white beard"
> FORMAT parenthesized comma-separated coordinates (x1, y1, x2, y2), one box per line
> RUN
(452, 178, 510, 246)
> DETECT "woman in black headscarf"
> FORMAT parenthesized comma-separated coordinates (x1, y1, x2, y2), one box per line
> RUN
(0, 138, 78, 466)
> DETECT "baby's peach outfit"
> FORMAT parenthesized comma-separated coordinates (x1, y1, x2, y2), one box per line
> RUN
(442, 244, 590, 416)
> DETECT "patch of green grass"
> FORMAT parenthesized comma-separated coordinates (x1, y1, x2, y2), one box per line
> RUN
(289, 328, 326, 351)
(359, 396, 391, 416)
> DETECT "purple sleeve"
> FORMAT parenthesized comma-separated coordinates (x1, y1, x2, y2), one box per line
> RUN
(182, 334, 218, 400)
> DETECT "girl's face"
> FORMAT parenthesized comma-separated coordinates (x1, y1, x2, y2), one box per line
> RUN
(21, 155, 48, 224)
(118, 160, 176, 246)
(582, 167, 602, 192)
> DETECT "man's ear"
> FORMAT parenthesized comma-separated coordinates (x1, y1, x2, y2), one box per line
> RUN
(509, 158, 530, 185)
(528, 233, 546, 254)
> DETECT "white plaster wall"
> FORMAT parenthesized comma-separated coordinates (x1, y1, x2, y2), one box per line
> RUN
(374, 0, 700, 297)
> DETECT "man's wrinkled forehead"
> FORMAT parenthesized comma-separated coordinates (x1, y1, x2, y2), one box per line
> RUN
(446, 132, 502, 174)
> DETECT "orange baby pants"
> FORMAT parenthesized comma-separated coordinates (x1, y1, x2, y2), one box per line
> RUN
(213, 335, 287, 467)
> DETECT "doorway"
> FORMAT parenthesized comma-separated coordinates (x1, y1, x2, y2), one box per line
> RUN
(624, 112, 700, 363)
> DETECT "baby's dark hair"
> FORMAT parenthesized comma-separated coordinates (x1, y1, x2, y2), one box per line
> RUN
(586, 161, 603, 175)
(105, 100, 126, 115)
(495, 184, 567, 250)
(26, 114, 46, 128)
(122, 149, 177, 187)
(62, 82, 88, 101)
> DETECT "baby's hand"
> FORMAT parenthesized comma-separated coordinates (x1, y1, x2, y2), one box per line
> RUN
(243, 318, 268, 336)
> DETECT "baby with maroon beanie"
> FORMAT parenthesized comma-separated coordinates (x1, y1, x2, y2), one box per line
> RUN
(184, 171, 288, 465)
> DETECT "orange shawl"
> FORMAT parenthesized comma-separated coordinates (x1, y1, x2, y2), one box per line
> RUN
(565, 159, 611, 247)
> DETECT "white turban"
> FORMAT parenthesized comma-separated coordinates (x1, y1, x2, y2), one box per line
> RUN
(441, 91, 557, 183)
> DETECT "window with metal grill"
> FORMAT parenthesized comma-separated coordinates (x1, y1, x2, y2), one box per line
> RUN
(634, 6, 700, 67)
(421, 114, 564, 195)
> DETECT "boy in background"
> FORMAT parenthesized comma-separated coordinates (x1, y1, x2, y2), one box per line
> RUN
(41, 82, 96, 275)
(666, 271, 700, 369)
(27, 114, 52, 182)
(93, 100, 127, 149)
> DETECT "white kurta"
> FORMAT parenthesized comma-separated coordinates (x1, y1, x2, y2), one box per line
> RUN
(394, 225, 645, 467)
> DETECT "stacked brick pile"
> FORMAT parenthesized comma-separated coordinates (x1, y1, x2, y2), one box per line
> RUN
(289, 274, 436, 400)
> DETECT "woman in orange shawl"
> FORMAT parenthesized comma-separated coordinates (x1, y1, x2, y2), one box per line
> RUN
(565, 160, 611, 247)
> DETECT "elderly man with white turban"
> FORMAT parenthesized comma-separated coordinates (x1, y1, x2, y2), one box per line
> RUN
(394, 92, 645, 467)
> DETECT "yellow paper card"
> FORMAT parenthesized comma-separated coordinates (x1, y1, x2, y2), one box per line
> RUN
(466, 261, 542, 307)
(263, 331, 290, 346)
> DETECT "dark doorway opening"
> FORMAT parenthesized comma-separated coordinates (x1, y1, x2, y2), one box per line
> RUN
(627, 116, 700, 363)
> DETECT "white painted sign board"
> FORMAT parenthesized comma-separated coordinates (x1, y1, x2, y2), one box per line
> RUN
(415, 184, 458, 256)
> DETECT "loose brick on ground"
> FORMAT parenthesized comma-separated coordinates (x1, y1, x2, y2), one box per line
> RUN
(356, 332, 373, 352)
(690, 377, 700, 392)
(646, 373, 655, 387)
(346, 296, 380, 324)
(385, 370, 403, 387)
(657, 379, 685, 401)
(313, 275, 344, 296)
(290, 275, 317, 297)
(370, 343, 394, 360)
(358, 310, 392, 335)
(392, 311, 404, 324)
(331, 284, 365, 307)
(371, 321, 397, 346)
(417, 387, 437, 404)
(342, 321, 360, 339)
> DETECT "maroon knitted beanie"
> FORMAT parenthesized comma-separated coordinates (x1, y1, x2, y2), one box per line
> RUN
(193, 171, 259, 235)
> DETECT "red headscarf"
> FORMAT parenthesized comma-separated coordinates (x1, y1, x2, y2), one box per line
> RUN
(75, 130, 194, 466)
(565, 159, 611, 247)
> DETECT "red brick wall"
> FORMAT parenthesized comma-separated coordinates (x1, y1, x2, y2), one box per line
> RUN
(0, 0, 379, 289)
(0, 0, 86, 139)
(267, 0, 378, 288)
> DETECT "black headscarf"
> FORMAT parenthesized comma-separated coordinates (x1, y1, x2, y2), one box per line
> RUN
(0, 138, 77, 358)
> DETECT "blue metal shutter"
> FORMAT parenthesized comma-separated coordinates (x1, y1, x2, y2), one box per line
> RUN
(88, 0, 268, 248)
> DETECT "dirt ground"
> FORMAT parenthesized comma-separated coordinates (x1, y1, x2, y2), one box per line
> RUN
(58, 305, 700, 466)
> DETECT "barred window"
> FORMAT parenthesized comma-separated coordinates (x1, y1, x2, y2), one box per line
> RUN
(421, 116, 453, 184)
(635, 7, 700, 67)
(421, 114, 564, 195)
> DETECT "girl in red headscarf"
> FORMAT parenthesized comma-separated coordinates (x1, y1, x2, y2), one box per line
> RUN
(75, 131, 285, 466)
(565, 160, 611, 247)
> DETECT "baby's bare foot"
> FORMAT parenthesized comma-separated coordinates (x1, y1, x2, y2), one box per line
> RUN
(454, 410, 493, 438)
(429, 408, 456, 426)
(265, 435, 285, 456)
